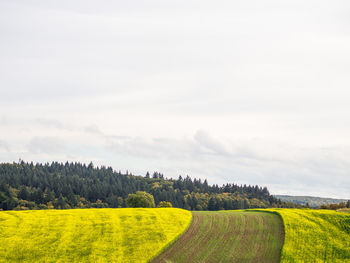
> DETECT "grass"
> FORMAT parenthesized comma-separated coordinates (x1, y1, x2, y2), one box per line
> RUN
(0, 208, 192, 263)
(151, 210, 284, 263)
(269, 209, 350, 263)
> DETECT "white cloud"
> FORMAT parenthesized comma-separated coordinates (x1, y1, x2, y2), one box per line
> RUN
(194, 130, 229, 155)
(28, 136, 66, 154)
(84, 124, 103, 135)
(0, 140, 10, 152)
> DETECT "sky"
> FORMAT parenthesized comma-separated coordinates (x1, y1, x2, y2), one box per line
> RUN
(1, 0, 350, 199)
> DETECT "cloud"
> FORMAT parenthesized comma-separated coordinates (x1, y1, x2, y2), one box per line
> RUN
(84, 124, 103, 135)
(27, 136, 66, 154)
(194, 130, 229, 155)
(1, 1, 350, 199)
(0, 123, 349, 198)
(106, 136, 196, 159)
(0, 116, 9, 126)
(0, 140, 10, 152)
(35, 118, 73, 131)
(105, 130, 350, 198)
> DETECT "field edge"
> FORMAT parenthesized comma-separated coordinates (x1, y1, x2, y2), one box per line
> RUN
(248, 208, 286, 250)
(265, 208, 350, 262)
(147, 209, 193, 263)
(151, 210, 285, 263)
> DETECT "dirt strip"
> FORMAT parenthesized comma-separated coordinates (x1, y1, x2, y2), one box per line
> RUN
(150, 211, 284, 263)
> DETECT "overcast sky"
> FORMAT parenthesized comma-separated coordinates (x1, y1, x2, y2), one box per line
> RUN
(1, 0, 350, 198)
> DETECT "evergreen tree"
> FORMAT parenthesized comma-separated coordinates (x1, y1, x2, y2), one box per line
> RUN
(208, 197, 216, 211)
(0, 161, 289, 210)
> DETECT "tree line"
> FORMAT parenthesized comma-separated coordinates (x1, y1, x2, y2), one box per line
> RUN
(319, 201, 350, 210)
(0, 161, 300, 210)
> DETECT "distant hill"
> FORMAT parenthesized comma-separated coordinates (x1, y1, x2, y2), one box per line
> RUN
(275, 195, 348, 208)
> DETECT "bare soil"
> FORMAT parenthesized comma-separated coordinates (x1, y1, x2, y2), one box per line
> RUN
(150, 210, 284, 263)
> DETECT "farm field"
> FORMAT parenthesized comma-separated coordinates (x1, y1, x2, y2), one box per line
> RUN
(271, 209, 350, 263)
(1, 207, 349, 263)
(0, 208, 192, 263)
(151, 210, 284, 263)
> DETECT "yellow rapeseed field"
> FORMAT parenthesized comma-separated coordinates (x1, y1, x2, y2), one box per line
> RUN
(0, 208, 192, 263)
(270, 209, 350, 263)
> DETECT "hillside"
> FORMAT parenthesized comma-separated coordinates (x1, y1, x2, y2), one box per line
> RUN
(152, 211, 284, 263)
(275, 195, 348, 207)
(1, 207, 349, 262)
(271, 209, 350, 262)
(0, 161, 288, 211)
(0, 208, 191, 263)
(152, 209, 350, 263)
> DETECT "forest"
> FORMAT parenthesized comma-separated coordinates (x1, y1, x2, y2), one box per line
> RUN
(0, 161, 299, 211)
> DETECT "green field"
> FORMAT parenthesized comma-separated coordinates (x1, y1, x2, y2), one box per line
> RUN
(271, 209, 350, 263)
(151, 210, 284, 263)
(0, 208, 192, 263)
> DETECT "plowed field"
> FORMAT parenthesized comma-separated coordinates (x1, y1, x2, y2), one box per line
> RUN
(151, 211, 284, 263)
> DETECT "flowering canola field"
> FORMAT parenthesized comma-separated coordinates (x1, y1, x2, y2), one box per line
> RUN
(1, 207, 349, 263)
(0, 208, 192, 263)
(270, 209, 350, 263)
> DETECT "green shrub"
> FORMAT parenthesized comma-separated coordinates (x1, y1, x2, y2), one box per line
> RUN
(126, 191, 155, 208)
(158, 201, 173, 208)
